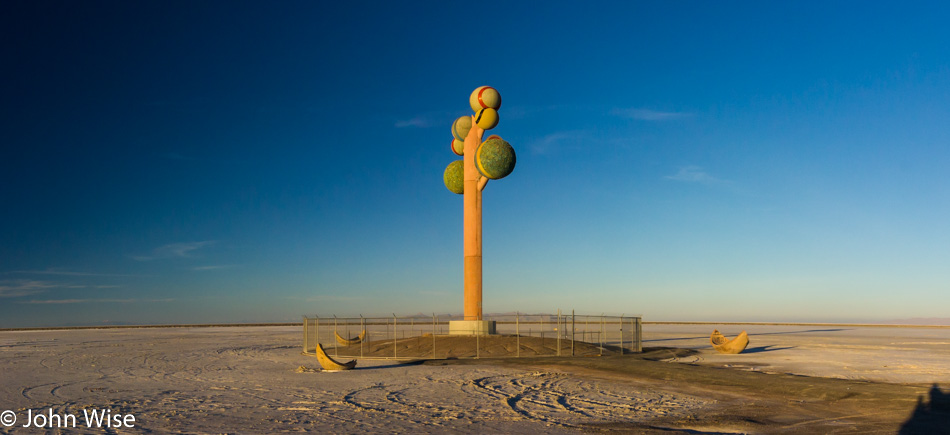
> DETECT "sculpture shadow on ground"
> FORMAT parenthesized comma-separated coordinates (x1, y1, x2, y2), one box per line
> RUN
(355, 360, 427, 371)
(741, 345, 796, 354)
(898, 384, 950, 434)
(644, 328, 850, 343)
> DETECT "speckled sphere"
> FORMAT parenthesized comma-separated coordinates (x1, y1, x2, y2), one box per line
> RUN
(443, 160, 464, 194)
(475, 138, 516, 180)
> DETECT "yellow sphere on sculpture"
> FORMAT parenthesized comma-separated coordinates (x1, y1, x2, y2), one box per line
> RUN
(451, 138, 464, 156)
(469, 86, 501, 112)
(475, 108, 499, 130)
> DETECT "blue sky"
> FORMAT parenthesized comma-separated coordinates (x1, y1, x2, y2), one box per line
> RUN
(2, 1, 949, 327)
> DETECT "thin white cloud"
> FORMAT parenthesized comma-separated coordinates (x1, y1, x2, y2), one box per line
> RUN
(612, 108, 691, 121)
(1, 279, 127, 299)
(0, 280, 57, 298)
(396, 108, 479, 129)
(133, 241, 216, 261)
(288, 294, 369, 303)
(495, 104, 554, 120)
(528, 130, 587, 156)
(395, 116, 435, 128)
(0, 276, 130, 298)
(64, 285, 123, 289)
(664, 166, 722, 183)
(12, 269, 138, 277)
(19, 298, 175, 304)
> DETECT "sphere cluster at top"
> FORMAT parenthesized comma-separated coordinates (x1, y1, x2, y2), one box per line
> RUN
(443, 86, 517, 194)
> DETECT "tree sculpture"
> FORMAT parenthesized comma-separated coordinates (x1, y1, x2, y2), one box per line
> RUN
(443, 86, 516, 334)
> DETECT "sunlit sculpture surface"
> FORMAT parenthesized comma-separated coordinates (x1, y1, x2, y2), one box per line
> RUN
(314, 343, 357, 371)
(443, 86, 516, 333)
(710, 329, 750, 354)
(334, 330, 365, 346)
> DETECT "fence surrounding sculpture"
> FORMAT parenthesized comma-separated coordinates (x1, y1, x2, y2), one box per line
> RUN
(302, 312, 642, 360)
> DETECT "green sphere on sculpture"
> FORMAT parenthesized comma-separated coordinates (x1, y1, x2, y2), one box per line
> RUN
(475, 138, 516, 180)
(443, 160, 464, 194)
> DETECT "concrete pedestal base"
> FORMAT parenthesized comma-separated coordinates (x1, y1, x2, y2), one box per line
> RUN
(448, 320, 496, 336)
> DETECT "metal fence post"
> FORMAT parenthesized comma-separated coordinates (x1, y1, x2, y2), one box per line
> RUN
(516, 312, 520, 358)
(571, 310, 575, 356)
(432, 313, 437, 359)
(620, 315, 624, 355)
(333, 315, 339, 357)
(393, 314, 397, 359)
(360, 315, 364, 359)
(631, 317, 635, 354)
(541, 315, 545, 345)
(557, 309, 561, 357)
(636, 316, 642, 353)
(600, 314, 604, 356)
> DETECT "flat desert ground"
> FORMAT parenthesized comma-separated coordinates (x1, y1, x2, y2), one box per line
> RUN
(1, 324, 949, 433)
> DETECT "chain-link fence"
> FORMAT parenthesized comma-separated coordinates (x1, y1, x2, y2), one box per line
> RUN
(302, 311, 642, 360)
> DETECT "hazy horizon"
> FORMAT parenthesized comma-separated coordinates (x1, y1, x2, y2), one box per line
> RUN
(5, 312, 950, 330)
(3, 1, 949, 328)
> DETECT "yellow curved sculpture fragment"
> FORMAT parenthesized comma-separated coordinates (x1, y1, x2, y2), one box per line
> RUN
(314, 343, 357, 371)
(334, 330, 366, 346)
(710, 329, 750, 354)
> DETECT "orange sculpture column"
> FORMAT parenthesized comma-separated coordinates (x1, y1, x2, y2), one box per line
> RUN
(463, 119, 485, 321)
(444, 86, 511, 335)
